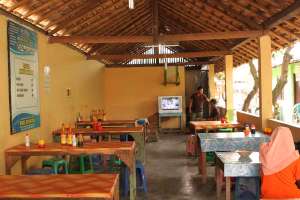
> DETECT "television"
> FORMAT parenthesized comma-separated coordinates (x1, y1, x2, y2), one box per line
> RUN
(158, 96, 182, 114)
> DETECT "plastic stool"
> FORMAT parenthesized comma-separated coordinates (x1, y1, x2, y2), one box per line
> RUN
(27, 168, 54, 175)
(235, 177, 260, 200)
(108, 155, 122, 173)
(218, 128, 233, 132)
(136, 160, 147, 192)
(120, 164, 130, 197)
(69, 155, 94, 174)
(121, 160, 147, 197)
(91, 154, 102, 172)
(120, 135, 129, 141)
(206, 152, 215, 163)
(42, 158, 68, 174)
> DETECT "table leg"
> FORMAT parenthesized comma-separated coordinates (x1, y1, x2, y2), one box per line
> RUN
(216, 167, 222, 199)
(129, 157, 136, 200)
(199, 152, 207, 183)
(198, 153, 201, 174)
(131, 134, 145, 164)
(21, 156, 30, 174)
(5, 154, 19, 175)
(113, 175, 120, 200)
(226, 177, 231, 200)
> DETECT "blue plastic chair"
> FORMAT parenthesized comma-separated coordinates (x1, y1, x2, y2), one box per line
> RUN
(91, 154, 102, 172)
(121, 164, 130, 197)
(121, 160, 147, 197)
(235, 177, 260, 200)
(120, 135, 129, 141)
(136, 160, 147, 192)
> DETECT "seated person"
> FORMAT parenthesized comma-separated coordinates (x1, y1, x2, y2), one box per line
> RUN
(209, 99, 220, 121)
(260, 127, 300, 199)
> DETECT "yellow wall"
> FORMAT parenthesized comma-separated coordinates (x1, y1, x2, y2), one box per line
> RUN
(0, 15, 105, 174)
(104, 67, 186, 128)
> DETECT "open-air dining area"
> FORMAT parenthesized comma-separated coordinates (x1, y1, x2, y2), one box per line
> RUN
(1, 0, 300, 200)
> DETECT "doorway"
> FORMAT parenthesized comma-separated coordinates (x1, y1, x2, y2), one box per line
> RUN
(185, 68, 209, 126)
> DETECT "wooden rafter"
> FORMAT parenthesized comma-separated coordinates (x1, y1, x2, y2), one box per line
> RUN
(106, 61, 214, 68)
(49, 30, 265, 44)
(7, 0, 31, 12)
(263, 1, 300, 29)
(87, 50, 231, 60)
(203, 0, 263, 30)
(49, 0, 102, 34)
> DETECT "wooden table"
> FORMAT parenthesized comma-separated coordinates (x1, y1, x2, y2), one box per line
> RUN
(190, 121, 243, 133)
(5, 142, 136, 200)
(53, 127, 145, 163)
(76, 120, 136, 128)
(0, 174, 119, 199)
(198, 132, 268, 183)
(215, 151, 260, 200)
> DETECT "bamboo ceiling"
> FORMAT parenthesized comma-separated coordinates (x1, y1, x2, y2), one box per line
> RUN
(0, 0, 299, 70)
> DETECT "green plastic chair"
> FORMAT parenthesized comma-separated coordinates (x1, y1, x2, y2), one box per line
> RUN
(42, 158, 68, 174)
(206, 152, 215, 163)
(69, 155, 94, 174)
(108, 155, 122, 173)
(218, 128, 233, 132)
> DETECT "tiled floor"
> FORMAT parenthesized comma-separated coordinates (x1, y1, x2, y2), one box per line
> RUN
(136, 133, 226, 200)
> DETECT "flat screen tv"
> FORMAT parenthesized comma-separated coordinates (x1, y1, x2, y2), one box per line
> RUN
(158, 96, 182, 114)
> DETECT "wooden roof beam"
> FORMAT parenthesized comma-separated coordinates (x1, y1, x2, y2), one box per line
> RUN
(160, 31, 265, 42)
(87, 50, 231, 60)
(49, 31, 265, 44)
(49, 35, 153, 44)
(263, 1, 300, 29)
(106, 61, 215, 68)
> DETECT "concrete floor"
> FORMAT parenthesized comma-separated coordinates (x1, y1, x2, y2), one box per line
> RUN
(136, 133, 226, 200)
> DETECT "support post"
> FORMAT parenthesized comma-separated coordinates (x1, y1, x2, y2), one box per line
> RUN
(208, 64, 216, 98)
(258, 35, 273, 129)
(225, 55, 234, 121)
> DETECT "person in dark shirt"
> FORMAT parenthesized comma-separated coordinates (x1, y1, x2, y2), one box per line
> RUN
(209, 98, 220, 121)
(189, 86, 209, 121)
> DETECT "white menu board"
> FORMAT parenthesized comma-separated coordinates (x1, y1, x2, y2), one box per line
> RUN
(8, 21, 40, 134)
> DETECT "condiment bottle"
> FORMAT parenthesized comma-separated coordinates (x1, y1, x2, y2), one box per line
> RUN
(72, 134, 77, 147)
(250, 124, 256, 134)
(25, 133, 30, 147)
(67, 127, 73, 145)
(61, 124, 66, 145)
(78, 134, 84, 147)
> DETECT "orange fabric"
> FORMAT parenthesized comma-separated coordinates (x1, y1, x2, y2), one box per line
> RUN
(261, 158, 300, 199)
(260, 127, 299, 175)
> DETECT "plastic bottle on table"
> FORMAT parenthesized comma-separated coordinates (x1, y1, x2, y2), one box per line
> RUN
(250, 124, 256, 134)
(72, 134, 77, 147)
(61, 123, 67, 145)
(25, 133, 30, 147)
(78, 134, 84, 147)
(67, 127, 73, 145)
